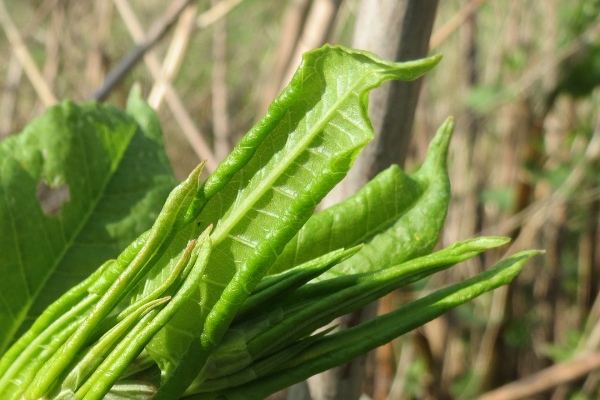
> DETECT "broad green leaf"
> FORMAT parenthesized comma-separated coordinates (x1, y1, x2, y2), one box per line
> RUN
(193, 250, 541, 400)
(268, 164, 422, 274)
(270, 117, 453, 278)
(1, 165, 205, 400)
(23, 165, 202, 399)
(153, 45, 442, 398)
(326, 117, 453, 276)
(0, 94, 176, 354)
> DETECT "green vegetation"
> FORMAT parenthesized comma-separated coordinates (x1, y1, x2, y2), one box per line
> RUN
(0, 45, 539, 399)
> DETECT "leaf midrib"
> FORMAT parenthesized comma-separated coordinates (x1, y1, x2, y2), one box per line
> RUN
(211, 72, 375, 246)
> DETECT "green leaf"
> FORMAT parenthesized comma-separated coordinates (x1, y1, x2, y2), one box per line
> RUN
(0, 96, 176, 355)
(0, 164, 204, 400)
(23, 164, 202, 399)
(153, 45, 441, 398)
(198, 250, 541, 400)
(0, 262, 106, 399)
(270, 117, 453, 278)
(74, 229, 212, 400)
(268, 165, 423, 274)
(326, 117, 453, 276)
(187, 237, 509, 392)
(237, 245, 362, 319)
(244, 237, 510, 360)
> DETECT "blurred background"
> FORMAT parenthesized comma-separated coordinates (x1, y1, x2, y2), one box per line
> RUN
(1, 0, 600, 399)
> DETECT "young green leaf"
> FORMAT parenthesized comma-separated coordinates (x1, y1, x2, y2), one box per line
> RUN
(153, 45, 442, 398)
(57, 296, 170, 397)
(236, 245, 362, 319)
(269, 163, 423, 274)
(22, 163, 202, 399)
(242, 237, 510, 360)
(0, 268, 102, 399)
(269, 116, 453, 279)
(192, 250, 541, 399)
(188, 236, 509, 389)
(0, 40, 542, 400)
(325, 116, 454, 276)
(74, 229, 212, 400)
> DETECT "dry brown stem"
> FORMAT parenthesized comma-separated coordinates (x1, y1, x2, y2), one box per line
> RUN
(41, 3, 63, 103)
(148, 5, 197, 109)
(148, 0, 244, 109)
(477, 352, 600, 400)
(90, 0, 192, 101)
(211, 0, 230, 162)
(113, 0, 217, 171)
(86, 0, 114, 90)
(0, 52, 22, 138)
(259, 0, 311, 113)
(196, 0, 244, 28)
(430, 0, 485, 50)
(0, 0, 57, 107)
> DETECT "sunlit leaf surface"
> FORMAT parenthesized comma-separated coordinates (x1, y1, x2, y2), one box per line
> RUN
(0, 94, 176, 354)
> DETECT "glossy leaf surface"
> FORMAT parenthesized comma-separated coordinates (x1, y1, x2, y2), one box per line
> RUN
(151, 46, 441, 397)
(188, 237, 510, 392)
(0, 44, 539, 400)
(189, 250, 541, 400)
(270, 116, 453, 277)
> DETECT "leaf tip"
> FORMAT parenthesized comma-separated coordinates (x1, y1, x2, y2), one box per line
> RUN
(430, 53, 443, 64)
(418, 116, 454, 176)
(126, 82, 143, 109)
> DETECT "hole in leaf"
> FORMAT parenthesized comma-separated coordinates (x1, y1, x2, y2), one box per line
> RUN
(36, 180, 70, 216)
